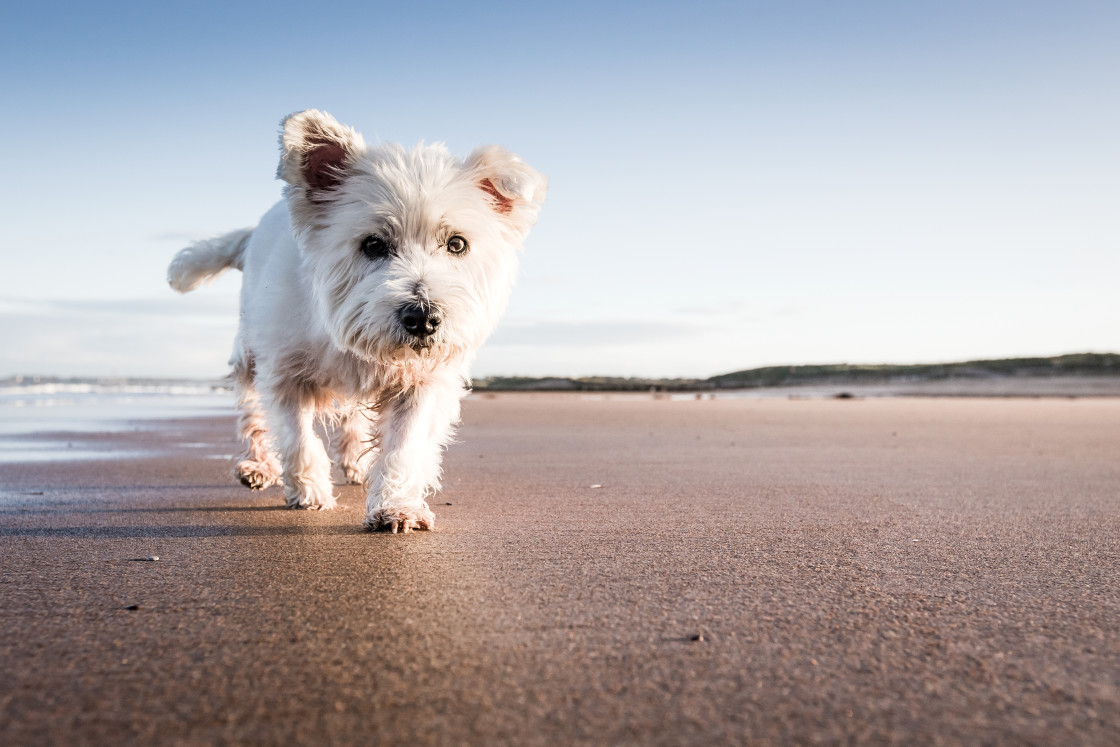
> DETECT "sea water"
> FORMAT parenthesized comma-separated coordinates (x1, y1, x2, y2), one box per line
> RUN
(0, 381, 235, 462)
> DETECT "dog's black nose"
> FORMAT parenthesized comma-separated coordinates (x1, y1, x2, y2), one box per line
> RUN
(398, 304, 441, 338)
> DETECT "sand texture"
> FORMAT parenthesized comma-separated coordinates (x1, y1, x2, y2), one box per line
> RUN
(2, 395, 1119, 744)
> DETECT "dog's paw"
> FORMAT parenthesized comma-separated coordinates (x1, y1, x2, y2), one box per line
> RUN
(364, 506, 435, 534)
(340, 463, 364, 486)
(284, 482, 337, 510)
(286, 497, 338, 510)
(236, 459, 282, 490)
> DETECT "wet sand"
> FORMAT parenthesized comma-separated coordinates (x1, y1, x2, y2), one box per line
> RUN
(2, 395, 1119, 744)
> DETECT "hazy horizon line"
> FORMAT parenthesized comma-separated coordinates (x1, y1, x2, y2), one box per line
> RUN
(5, 351, 1117, 385)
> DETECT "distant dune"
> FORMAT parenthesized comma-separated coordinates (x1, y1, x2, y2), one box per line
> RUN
(473, 353, 1120, 396)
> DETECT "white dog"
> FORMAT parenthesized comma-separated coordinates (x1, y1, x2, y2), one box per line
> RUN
(168, 110, 546, 532)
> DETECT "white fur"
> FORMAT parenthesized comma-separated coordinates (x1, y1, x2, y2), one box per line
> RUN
(169, 110, 546, 532)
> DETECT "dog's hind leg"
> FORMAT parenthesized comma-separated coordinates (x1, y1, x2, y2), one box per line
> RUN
(329, 402, 375, 485)
(231, 351, 282, 490)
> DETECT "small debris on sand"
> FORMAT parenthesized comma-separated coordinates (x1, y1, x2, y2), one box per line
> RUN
(129, 556, 160, 562)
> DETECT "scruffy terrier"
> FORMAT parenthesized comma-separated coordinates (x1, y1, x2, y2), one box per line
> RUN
(168, 110, 546, 532)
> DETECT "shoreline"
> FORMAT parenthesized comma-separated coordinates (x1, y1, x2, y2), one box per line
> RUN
(3, 387, 1119, 465)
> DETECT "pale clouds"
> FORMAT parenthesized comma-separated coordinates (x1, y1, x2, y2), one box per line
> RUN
(150, 230, 218, 243)
(488, 320, 701, 346)
(1, 295, 238, 377)
(0, 295, 237, 319)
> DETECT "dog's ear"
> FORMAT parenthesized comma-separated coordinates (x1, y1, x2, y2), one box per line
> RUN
(466, 146, 548, 235)
(277, 109, 365, 199)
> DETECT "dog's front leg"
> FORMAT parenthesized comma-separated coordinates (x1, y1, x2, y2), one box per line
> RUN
(271, 394, 337, 510)
(364, 378, 463, 532)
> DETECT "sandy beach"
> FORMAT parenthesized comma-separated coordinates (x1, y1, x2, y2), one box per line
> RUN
(2, 394, 1119, 744)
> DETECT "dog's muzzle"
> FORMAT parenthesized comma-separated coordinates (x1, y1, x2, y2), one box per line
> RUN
(398, 302, 442, 340)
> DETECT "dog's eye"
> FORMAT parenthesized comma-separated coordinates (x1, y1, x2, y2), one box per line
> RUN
(360, 235, 391, 260)
(446, 235, 469, 256)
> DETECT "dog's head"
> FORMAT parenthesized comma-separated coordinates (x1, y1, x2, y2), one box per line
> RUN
(276, 109, 546, 369)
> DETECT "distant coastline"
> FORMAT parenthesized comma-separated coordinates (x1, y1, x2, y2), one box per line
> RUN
(4, 353, 1118, 397)
(473, 353, 1120, 393)
(0, 377, 228, 396)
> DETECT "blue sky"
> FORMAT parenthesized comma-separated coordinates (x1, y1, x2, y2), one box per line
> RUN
(1, 1, 1117, 378)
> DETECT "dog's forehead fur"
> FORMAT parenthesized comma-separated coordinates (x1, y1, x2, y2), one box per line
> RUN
(339, 142, 508, 249)
(280, 110, 545, 246)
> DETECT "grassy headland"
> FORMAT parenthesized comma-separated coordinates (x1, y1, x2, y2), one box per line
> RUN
(473, 353, 1120, 392)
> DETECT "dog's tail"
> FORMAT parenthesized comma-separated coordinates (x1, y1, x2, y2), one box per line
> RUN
(167, 228, 253, 293)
